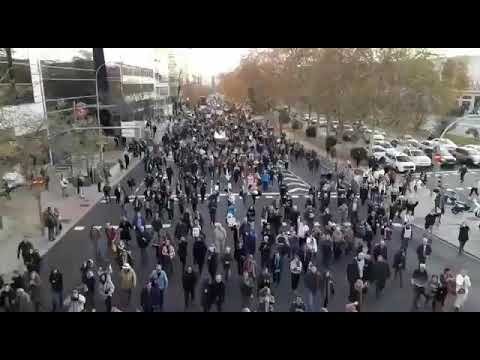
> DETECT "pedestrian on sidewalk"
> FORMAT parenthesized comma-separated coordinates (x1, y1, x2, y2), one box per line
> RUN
(77, 175, 85, 199)
(60, 175, 69, 198)
(124, 152, 130, 169)
(64, 289, 86, 312)
(459, 164, 468, 183)
(103, 183, 112, 203)
(44, 207, 56, 242)
(469, 179, 479, 197)
(454, 269, 471, 312)
(17, 237, 33, 266)
(49, 268, 63, 312)
(114, 185, 121, 204)
(458, 222, 470, 255)
(53, 207, 62, 236)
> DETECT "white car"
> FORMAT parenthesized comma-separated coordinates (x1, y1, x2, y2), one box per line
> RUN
(2, 172, 26, 189)
(372, 145, 386, 161)
(464, 144, 480, 152)
(431, 138, 457, 152)
(405, 139, 420, 148)
(403, 148, 432, 168)
(375, 141, 396, 155)
(372, 134, 385, 142)
(385, 152, 416, 173)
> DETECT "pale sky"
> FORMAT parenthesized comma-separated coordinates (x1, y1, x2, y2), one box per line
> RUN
(12, 48, 480, 79)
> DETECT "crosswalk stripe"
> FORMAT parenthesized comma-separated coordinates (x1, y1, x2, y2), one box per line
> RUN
(456, 187, 464, 191)
(74, 226, 85, 231)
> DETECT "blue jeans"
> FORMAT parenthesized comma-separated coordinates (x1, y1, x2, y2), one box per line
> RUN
(305, 290, 320, 312)
(51, 290, 63, 312)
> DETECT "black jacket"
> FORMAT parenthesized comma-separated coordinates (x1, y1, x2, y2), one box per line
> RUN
(212, 281, 226, 304)
(178, 241, 188, 262)
(193, 240, 207, 264)
(17, 241, 33, 260)
(373, 261, 390, 284)
(49, 271, 63, 292)
(182, 271, 198, 291)
(416, 244, 432, 263)
(392, 251, 406, 270)
(372, 244, 388, 262)
(458, 225, 470, 243)
(346, 259, 371, 283)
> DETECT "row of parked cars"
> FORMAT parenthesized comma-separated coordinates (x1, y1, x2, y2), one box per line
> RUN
(370, 132, 480, 173)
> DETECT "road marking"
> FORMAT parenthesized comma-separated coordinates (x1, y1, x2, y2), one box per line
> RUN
(291, 195, 299, 198)
(288, 188, 309, 193)
(266, 196, 274, 199)
(331, 195, 337, 198)
(456, 187, 464, 191)
(446, 188, 453, 192)
(100, 200, 107, 203)
(145, 224, 152, 229)
(74, 226, 85, 231)
(392, 223, 403, 227)
(93, 226, 102, 230)
(162, 224, 171, 228)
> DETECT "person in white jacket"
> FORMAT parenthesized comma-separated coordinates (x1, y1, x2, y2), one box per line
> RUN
(99, 269, 115, 313)
(64, 289, 86, 312)
(454, 269, 471, 312)
(213, 223, 227, 254)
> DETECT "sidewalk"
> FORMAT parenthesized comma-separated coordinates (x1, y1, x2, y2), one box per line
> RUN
(412, 187, 480, 259)
(0, 122, 167, 278)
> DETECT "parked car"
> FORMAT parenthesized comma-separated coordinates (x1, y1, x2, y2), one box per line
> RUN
(431, 138, 457, 153)
(464, 144, 480, 152)
(385, 151, 416, 173)
(454, 147, 480, 166)
(375, 141, 396, 156)
(372, 134, 385, 142)
(372, 145, 387, 162)
(405, 139, 420, 148)
(433, 146, 457, 168)
(403, 148, 432, 169)
(2, 172, 26, 190)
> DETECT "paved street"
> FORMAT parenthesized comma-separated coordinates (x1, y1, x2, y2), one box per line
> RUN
(29, 133, 480, 312)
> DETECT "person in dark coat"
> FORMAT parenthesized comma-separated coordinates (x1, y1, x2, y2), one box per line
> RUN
(372, 240, 388, 262)
(49, 268, 63, 312)
(416, 238, 432, 265)
(372, 255, 390, 299)
(124, 152, 130, 169)
(346, 252, 371, 302)
(211, 274, 226, 312)
(140, 281, 154, 312)
(207, 246, 218, 281)
(193, 238, 207, 275)
(200, 277, 214, 312)
(118, 217, 132, 244)
(392, 248, 406, 288)
(411, 263, 429, 310)
(458, 222, 470, 255)
(17, 237, 33, 265)
(177, 237, 188, 273)
(182, 266, 198, 310)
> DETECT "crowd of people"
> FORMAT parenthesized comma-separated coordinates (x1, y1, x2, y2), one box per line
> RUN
(0, 106, 474, 312)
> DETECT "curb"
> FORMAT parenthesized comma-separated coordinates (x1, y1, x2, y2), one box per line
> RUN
(411, 223, 480, 262)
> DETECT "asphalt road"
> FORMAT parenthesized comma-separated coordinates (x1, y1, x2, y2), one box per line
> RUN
(33, 142, 480, 312)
